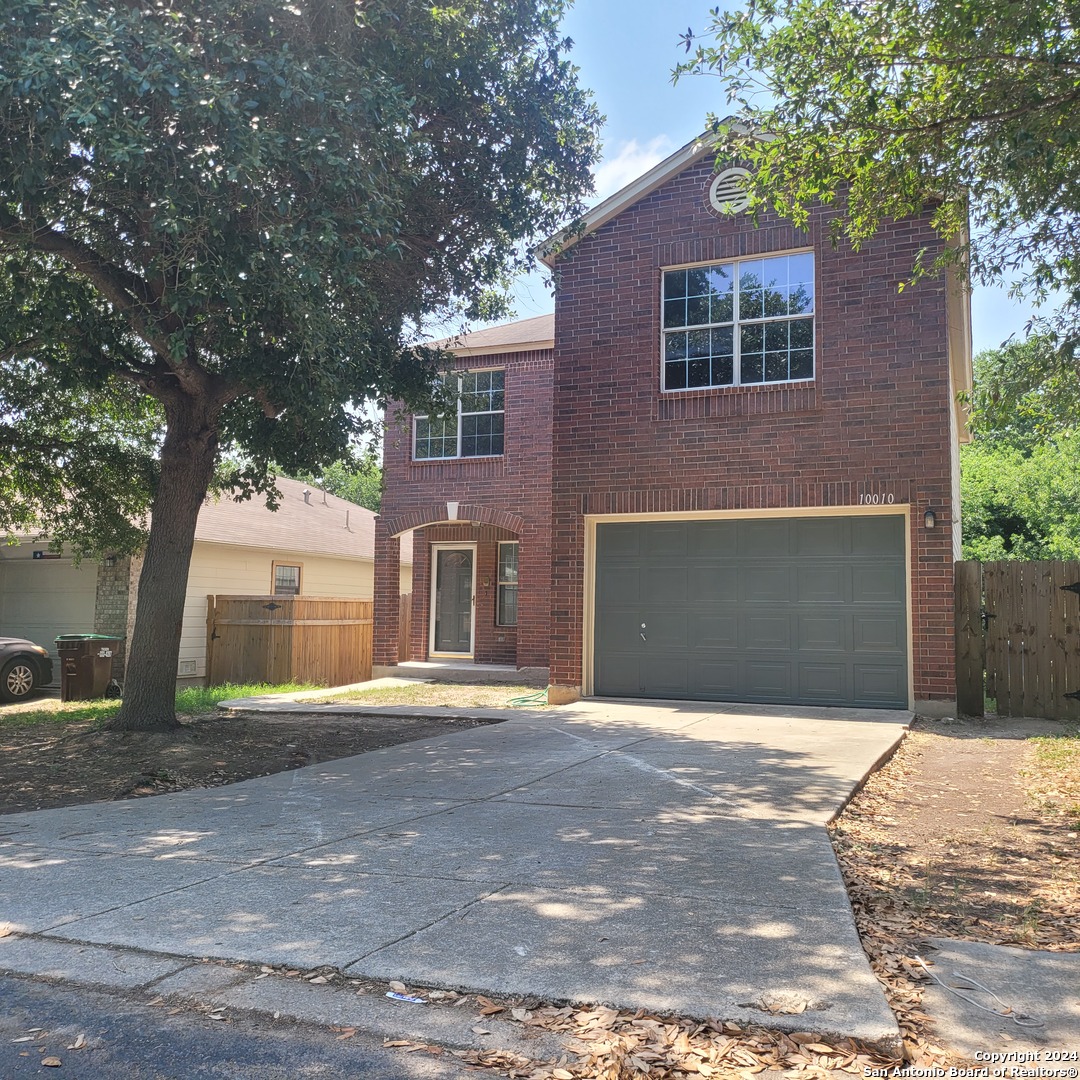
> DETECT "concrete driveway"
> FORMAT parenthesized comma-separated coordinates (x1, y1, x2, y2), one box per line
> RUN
(0, 699, 907, 1045)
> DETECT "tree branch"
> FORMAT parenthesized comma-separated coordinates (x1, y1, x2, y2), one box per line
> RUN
(0, 209, 174, 360)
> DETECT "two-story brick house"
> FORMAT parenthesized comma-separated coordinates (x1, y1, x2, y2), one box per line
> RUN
(373, 315, 555, 674)
(374, 136, 971, 712)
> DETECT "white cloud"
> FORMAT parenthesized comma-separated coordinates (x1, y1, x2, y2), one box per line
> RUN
(592, 135, 676, 203)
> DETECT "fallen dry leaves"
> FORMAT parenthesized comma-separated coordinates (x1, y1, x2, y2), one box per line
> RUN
(382, 994, 906, 1079)
(829, 717, 1080, 1066)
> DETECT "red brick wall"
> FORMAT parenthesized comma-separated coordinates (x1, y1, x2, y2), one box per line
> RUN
(548, 156, 958, 703)
(375, 349, 553, 669)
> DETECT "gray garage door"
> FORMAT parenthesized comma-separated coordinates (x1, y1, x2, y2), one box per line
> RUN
(594, 516, 907, 708)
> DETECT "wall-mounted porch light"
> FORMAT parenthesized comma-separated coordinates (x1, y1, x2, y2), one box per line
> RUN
(923, 508, 937, 529)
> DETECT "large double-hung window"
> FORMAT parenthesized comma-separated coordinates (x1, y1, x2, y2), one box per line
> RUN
(413, 370, 505, 460)
(662, 252, 814, 391)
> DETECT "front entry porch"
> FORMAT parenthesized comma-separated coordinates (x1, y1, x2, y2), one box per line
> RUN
(373, 503, 548, 673)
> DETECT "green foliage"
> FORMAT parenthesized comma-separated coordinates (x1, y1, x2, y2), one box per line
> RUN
(173, 681, 313, 715)
(0, 0, 599, 726)
(966, 337, 1080, 442)
(961, 435, 1080, 560)
(0, 682, 312, 728)
(0, 0, 600, 507)
(678, 0, 1080, 344)
(298, 450, 383, 512)
(961, 343, 1080, 560)
(0, 361, 160, 557)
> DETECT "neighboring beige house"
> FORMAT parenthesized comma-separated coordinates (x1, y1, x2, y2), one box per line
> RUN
(0, 476, 410, 686)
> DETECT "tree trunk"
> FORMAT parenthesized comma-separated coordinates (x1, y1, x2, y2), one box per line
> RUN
(109, 392, 221, 732)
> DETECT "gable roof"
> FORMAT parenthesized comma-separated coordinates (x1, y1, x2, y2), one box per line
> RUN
(195, 475, 383, 561)
(435, 314, 554, 356)
(538, 133, 725, 267)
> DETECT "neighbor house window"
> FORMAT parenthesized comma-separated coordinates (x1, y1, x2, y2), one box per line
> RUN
(272, 562, 301, 595)
(413, 370, 505, 460)
(662, 251, 814, 391)
(496, 541, 518, 626)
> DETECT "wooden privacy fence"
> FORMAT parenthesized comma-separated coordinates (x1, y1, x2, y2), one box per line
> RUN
(955, 560, 1080, 722)
(206, 595, 372, 688)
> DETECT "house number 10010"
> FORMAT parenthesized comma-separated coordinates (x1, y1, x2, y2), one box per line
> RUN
(859, 493, 895, 504)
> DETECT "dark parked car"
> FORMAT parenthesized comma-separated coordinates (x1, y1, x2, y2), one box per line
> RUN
(0, 638, 54, 703)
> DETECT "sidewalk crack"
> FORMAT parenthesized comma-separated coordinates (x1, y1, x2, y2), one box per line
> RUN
(340, 883, 512, 968)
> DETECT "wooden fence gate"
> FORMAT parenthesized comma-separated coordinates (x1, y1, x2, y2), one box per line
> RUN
(955, 560, 1080, 721)
(206, 595, 373, 688)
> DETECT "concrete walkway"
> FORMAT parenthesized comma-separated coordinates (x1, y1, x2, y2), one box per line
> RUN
(0, 699, 908, 1048)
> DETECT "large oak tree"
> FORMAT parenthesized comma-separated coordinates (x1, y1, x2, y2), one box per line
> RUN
(678, 0, 1080, 366)
(0, 0, 600, 730)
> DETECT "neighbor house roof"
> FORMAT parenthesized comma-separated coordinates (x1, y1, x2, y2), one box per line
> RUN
(434, 314, 554, 356)
(195, 475, 385, 561)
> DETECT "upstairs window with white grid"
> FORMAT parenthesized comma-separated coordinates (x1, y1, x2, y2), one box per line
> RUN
(413, 370, 505, 460)
(662, 252, 814, 391)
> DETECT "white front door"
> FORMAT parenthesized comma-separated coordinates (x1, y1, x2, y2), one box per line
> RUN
(430, 546, 475, 656)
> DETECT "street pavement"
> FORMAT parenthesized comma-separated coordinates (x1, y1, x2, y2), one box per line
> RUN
(0, 698, 909, 1050)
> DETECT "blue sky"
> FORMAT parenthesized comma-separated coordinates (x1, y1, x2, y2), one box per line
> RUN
(492, 0, 1034, 354)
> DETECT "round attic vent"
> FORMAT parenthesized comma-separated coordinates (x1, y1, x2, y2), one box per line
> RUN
(708, 167, 752, 214)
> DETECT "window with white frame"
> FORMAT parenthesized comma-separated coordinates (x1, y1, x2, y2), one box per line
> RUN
(413, 370, 505, 460)
(496, 541, 518, 626)
(662, 252, 814, 391)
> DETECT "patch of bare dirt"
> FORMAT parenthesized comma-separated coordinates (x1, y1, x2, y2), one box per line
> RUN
(831, 714, 1080, 1064)
(0, 711, 500, 815)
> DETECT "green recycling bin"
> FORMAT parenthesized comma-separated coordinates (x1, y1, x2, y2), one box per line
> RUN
(55, 635, 122, 702)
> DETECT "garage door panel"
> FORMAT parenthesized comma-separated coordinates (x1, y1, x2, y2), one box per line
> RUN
(742, 613, 791, 650)
(798, 663, 847, 700)
(600, 524, 643, 558)
(641, 609, 688, 649)
(852, 565, 904, 604)
(798, 614, 846, 651)
(642, 655, 689, 695)
(854, 614, 904, 652)
(851, 516, 905, 555)
(854, 664, 906, 702)
(597, 566, 641, 605)
(692, 660, 739, 696)
(594, 516, 907, 708)
(742, 660, 791, 698)
(797, 565, 845, 603)
(739, 520, 790, 557)
(602, 616, 648, 650)
(594, 654, 641, 696)
(643, 523, 687, 558)
(642, 567, 687, 604)
(742, 566, 791, 603)
(0, 558, 98, 661)
(689, 564, 738, 602)
(690, 612, 738, 648)
(687, 521, 738, 557)
(794, 517, 847, 555)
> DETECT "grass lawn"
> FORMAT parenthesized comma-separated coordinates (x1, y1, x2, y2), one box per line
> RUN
(0, 682, 314, 728)
(316, 681, 549, 709)
(1026, 723, 1080, 824)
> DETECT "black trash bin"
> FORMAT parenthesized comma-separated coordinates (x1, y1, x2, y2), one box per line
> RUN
(55, 635, 122, 702)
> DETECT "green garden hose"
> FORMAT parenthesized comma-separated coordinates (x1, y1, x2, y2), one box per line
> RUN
(506, 688, 549, 707)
